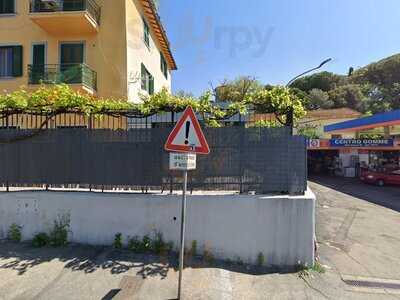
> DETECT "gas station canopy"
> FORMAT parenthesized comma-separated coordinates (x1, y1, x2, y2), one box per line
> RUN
(324, 109, 400, 133)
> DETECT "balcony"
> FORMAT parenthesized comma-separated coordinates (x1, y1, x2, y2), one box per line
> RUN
(28, 64, 97, 93)
(29, 0, 101, 35)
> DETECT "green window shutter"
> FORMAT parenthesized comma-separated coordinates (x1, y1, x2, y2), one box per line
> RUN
(149, 75, 154, 95)
(60, 43, 84, 64)
(141, 63, 146, 90)
(1, 0, 15, 14)
(141, 63, 154, 94)
(32, 44, 45, 65)
(7, 0, 14, 13)
(12, 46, 23, 77)
(160, 53, 168, 79)
(143, 18, 150, 47)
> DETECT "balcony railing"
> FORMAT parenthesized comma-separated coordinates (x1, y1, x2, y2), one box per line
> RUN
(30, 0, 101, 24)
(28, 64, 97, 91)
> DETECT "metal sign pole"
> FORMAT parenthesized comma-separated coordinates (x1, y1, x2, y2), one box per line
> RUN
(178, 170, 188, 300)
(164, 106, 209, 300)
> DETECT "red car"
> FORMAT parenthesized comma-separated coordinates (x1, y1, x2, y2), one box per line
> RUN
(361, 169, 400, 187)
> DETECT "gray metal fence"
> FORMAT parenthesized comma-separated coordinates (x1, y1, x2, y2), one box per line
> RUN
(0, 126, 307, 194)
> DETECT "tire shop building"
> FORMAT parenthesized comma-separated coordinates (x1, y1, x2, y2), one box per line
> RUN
(307, 109, 400, 177)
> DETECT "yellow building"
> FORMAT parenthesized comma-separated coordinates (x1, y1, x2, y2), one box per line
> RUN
(0, 0, 177, 102)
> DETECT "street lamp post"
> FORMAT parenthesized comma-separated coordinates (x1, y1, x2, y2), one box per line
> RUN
(286, 58, 332, 135)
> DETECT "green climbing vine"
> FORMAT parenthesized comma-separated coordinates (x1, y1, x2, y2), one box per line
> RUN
(0, 84, 305, 127)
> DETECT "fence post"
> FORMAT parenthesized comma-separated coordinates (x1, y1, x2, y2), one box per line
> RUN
(169, 112, 175, 194)
(5, 113, 9, 192)
(239, 115, 244, 194)
(88, 113, 93, 130)
(288, 133, 292, 195)
(88, 113, 92, 192)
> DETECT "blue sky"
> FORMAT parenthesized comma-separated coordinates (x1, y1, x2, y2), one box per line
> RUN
(159, 0, 400, 96)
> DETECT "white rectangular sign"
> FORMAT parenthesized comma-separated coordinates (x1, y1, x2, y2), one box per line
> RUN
(169, 153, 196, 170)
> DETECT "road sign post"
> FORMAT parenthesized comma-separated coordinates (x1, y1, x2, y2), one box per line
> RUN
(178, 168, 187, 300)
(164, 107, 210, 300)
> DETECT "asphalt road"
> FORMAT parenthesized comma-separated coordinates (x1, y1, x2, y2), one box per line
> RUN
(309, 176, 400, 299)
(310, 175, 400, 212)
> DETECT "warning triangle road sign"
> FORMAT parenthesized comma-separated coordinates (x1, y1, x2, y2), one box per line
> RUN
(164, 106, 210, 154)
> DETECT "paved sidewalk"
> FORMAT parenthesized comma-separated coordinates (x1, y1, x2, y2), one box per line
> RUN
(0, 177, 399, 299)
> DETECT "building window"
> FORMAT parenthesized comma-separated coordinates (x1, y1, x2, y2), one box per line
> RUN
(143, 17, 150, 48)
(0, 0, 15, 14)
(160, 52, 168, 79)
(141, 63, 154, 95)
(0, 47, 12, 77)
(0, 46, 22, 78)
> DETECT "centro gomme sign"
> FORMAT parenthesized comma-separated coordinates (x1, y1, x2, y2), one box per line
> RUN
(330, 139, 394, 148)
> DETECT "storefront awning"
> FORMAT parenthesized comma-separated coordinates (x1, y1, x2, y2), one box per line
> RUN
(324, 109, 400, 133)
(308, 138, 400, 150)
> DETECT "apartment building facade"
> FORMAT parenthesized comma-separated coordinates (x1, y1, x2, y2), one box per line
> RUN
(0, 0, 176, 102)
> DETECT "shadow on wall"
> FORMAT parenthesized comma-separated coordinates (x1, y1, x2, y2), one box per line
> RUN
(0, 242, 298, 278)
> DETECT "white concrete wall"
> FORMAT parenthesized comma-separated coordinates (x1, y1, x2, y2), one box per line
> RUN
(0, 190, 315, 267)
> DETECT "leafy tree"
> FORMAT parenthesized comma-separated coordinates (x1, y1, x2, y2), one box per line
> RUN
(249, 119, 284, 128)
(287, 54, 400, 113)
(215, 76, 264, 103)
(328, 84, 368, 112)
(307, 89, 333, 110)
(290, 71, 345, 93)
(348, 54, 400, 112)
(249, 86, 306, 126)
(351, 54, 400, 87)
(362, 83, 400, 113)
(290, 87, 311, 109)
(297, 124, 320, 139)
(174, 90, 195, 98)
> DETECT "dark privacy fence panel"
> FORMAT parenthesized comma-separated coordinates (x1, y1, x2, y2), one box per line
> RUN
(0, 127, 307, 194)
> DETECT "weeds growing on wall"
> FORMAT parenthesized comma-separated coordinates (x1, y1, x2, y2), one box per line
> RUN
(126, 231, 174, 255)
(191, 240, 198, 257)
(297, 260, 326, 280)
(49, 213, 71, 247)
(203, 244, 215, 264)
(113, 233, 123, 249)
(152, 231, 166, 255)
(31, 213, 71, 248)
(7, 223, 22, 242)
(32, 233, 50, 248)
(127, 236, 142, 252)
(257, 252, 265, 267)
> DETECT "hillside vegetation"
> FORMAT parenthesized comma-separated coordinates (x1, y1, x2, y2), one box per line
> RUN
(290, 54, 400, 114)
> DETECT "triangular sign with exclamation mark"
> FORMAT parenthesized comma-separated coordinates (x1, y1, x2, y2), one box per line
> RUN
(164, 106, 210, 154)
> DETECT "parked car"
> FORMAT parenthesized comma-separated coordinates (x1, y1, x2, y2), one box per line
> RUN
(360, 169, 400, 186)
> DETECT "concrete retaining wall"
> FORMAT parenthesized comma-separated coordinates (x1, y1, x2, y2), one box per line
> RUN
(0, 190, 315, 267)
